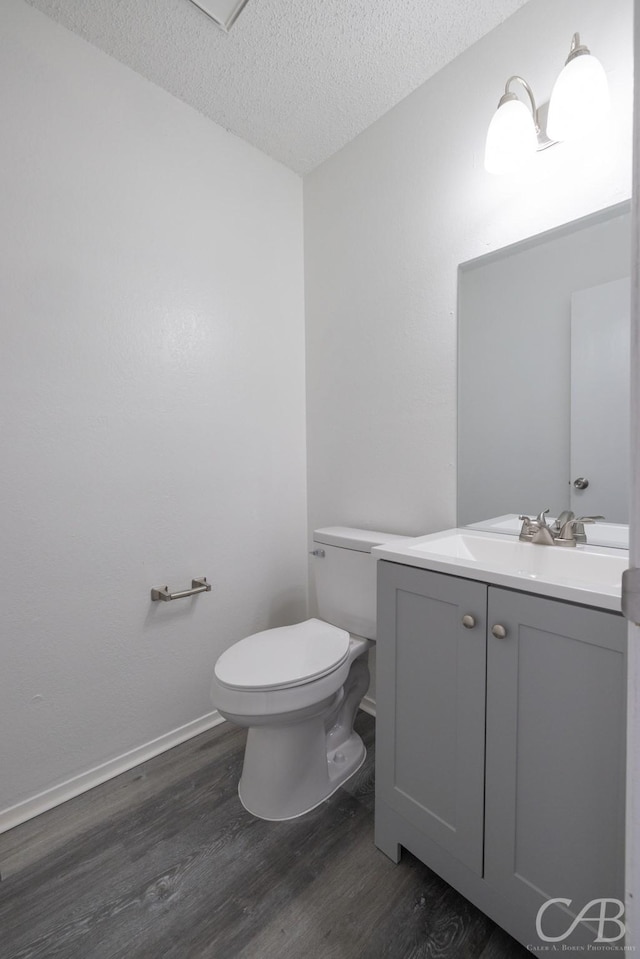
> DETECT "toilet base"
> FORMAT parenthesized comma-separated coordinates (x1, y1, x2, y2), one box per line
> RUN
(238, 724, 366, 821)
(223, 643, 372, 821)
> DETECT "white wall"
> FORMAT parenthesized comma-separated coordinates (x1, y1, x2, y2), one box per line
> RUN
(1, 0, 634, 829)
(304, 0, 634, 540)
(0, 0, 307, 825)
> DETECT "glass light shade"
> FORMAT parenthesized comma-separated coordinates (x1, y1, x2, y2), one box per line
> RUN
(547, 53, 609, 142)
(484, 98, 538, 175)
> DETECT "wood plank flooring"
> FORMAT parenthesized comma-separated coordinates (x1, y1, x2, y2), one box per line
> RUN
(0, 713, 531, 958)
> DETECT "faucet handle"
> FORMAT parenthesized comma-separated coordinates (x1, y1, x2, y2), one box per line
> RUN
(535, 508, 551, 527)
(556, 519, 580, 546)
(557, 515, 604, 546)
(519, 510, 550, 542)
(553, 510, 574, 531)
(571, 515, 604, 545)
(518, 515, 533, 541)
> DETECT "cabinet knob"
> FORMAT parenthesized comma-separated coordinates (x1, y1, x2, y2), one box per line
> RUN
(462, 614, 476, 629)
(491, 624, 508, 639)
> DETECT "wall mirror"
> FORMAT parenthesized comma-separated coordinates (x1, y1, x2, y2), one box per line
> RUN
(457, 201, 631, 547)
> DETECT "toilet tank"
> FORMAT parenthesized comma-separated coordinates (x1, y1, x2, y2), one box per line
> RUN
(310, 527, 407, 640)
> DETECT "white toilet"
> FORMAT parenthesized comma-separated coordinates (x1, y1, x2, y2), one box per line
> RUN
(210, 526, 402, 821)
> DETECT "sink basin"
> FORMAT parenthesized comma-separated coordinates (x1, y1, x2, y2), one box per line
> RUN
(374, 528, 628, 611)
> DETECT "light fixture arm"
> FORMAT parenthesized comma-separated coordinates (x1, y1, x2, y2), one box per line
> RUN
(501, 76, 541, 134)
(497, 75, 555, 150)
(565, 32, 590, 64)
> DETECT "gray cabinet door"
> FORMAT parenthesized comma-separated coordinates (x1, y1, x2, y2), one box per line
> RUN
(376, 561, 487, 875)
(484, 587, 626, 946)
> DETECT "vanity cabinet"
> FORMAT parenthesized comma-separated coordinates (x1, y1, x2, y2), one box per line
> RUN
(375, 560, 626, 955)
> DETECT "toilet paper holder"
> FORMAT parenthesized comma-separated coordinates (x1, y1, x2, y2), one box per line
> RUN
(151, 577, 211, 602)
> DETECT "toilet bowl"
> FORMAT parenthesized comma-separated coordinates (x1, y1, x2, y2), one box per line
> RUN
(211, 527, 404, 821)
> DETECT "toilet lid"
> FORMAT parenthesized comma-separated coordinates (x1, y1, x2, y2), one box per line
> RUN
(214, 618, 350, 691)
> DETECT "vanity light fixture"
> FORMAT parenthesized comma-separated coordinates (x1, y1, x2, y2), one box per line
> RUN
(484, 33, 609, 175)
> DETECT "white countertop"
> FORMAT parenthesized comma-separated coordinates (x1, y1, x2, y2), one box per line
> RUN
(373, 526, 628, 612)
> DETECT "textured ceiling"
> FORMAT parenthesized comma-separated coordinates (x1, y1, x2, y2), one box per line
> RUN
(25, 0, 532, 174)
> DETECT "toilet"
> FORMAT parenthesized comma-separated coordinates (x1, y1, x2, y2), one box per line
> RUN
(210, 526, 403, 821)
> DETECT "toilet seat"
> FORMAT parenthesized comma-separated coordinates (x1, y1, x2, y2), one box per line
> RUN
(214, 618, 350, 692)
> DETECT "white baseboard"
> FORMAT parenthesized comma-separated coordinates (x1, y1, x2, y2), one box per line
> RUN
(360, 695, 376, 718)
(2, 697, 376, 835)
(0, 710, 225, 835)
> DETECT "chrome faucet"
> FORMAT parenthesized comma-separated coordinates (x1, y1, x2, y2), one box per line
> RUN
(519, 510, 603, 547)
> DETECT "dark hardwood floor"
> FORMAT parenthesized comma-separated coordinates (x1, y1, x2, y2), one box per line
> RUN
(0, 713, 531, 958)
